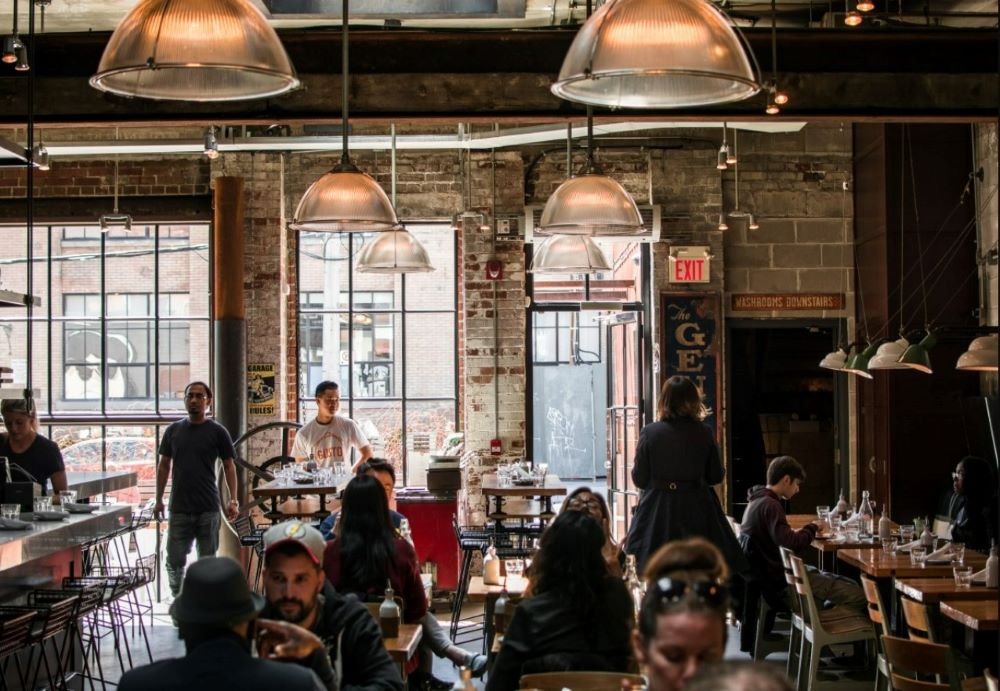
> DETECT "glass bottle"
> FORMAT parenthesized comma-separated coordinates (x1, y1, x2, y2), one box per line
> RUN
(878, 506, 892, 541)
(986, 544, 998, 588)
(483, 540, 501, 585)
(835, 490, 850, 521)
(378, 581, 400, 638)
(495, 586, 510, 633)
(623, 554, 644, 618)
(858, 490, 874, 539)
(920, 517, 935, 548)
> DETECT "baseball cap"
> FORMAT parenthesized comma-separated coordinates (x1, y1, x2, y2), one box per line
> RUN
(263, 520, 327, 565)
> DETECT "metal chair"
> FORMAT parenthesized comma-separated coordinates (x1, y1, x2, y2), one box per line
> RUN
(0, 608, 36, 691)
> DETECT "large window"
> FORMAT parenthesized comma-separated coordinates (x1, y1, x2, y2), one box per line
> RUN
(297, 225, 457, 485)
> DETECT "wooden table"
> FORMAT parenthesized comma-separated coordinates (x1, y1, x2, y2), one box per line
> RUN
(895, 578, 998, 605)
(939, 600, 999, 674)
(251, 473, 351, 520)
(788, 514, 898, 570)
(838, 548, 987, 579)
(382, 623, 422, 681)
(467, 575, 529, 657)
(480, 474, 566, 530)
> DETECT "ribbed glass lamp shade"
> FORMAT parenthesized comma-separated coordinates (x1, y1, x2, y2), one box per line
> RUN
(955, 334, 998, 372)
(537, 173, 644, 236)
(356, 227, 434, 274)
(530, 235, 611, 274)
(867, 337, 910, 370)
(90, 0, 299, 101)
(898, 332, 937, 374)
(551, 0, 760, 108)
(842, 343, 877, 379)
(818, 348, 848, 371)
(290, 164, 399, 233)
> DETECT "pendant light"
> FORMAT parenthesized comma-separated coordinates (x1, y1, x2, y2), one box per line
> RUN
(290, 0, 397, 233)
(551, 0, 760, 109)
(90, 0, 299, 102)
(868, 337, 910, 370)
(819, 347, 848, 371)
(842, 342, 877, 379)
(897, 331, 936, 373)
(357, 125, 433, 274)
(536, 110, 644, 236)
(529, 234, 612, 274)
(955, 334, 998, 372)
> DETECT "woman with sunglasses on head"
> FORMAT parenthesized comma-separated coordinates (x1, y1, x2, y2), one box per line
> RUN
(633, 538, 730, 691)
(486, 511, 635, 691)
(559, 486, 623, 577)
(624, 376, 747, 577)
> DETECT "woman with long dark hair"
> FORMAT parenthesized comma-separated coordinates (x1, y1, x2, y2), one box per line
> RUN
(486, 511, 634, 691)
(560, 486, 623, 577)
(949, 455, 998, 551)
(624, 375, 747, 577)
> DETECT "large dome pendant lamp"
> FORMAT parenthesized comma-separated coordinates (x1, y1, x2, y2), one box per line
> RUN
(537, 110, 644, 236)
(290, 0, 397, 233)
(529, 234, 612, 275)
(550, 0, 761, 109)
(90, 0, 299, 102)
(955, 334, 998, 372)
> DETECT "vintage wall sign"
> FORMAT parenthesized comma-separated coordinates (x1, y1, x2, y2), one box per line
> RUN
(731, 293, 844, 311)
(660, 292, 721, 440)
(247, 363, 276, 416)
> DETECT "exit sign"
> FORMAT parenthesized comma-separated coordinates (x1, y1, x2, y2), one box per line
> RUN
(669, 246, 711, 283)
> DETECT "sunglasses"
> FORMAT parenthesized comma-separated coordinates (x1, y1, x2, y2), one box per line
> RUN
(648, 577, 729, 609)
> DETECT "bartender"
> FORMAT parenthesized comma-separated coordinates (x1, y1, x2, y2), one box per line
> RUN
(0, 398, 67, 496)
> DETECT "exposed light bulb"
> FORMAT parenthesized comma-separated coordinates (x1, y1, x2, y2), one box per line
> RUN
(203, 127, 220, 160)
(857, 0, 875, 11)
(34, 144, 49, 171)
(748, 214, 760, 230)
(765, 94, 780, 115)
(2, 35, 20, 64)
(844, 10, 863, 25)
(717, 214, 729, 231)
(774, 91, 789, 106)
(716, 146, 728, 170)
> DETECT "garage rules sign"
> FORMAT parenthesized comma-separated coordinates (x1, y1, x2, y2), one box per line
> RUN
(668, 246, 711, 283)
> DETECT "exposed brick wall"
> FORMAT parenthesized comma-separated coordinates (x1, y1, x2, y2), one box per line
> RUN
(0, 158, 210, 198)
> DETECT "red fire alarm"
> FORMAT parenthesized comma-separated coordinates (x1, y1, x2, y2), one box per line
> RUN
(490, 438, 502, 456)
(486, 259, 503, 280)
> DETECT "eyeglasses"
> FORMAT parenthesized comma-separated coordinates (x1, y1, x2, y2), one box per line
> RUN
(648, 577, 729, 609)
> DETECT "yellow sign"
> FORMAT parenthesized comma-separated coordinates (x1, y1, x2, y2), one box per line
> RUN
(247, 363, 276, 416)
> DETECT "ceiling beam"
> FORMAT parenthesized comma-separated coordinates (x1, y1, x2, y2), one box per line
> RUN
(0, 29, 995, 125)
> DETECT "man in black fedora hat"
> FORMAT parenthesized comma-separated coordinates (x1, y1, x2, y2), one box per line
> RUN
(119, 556, 325, 691)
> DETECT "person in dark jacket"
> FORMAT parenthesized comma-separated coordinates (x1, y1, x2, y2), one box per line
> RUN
(624, 375, 747, 577)
(740, 456, 865, 616)
(118, 556, 324, 691)
(260, 520, 404, 691)
(486, 511, 635, 691)
(948, 455, 998, 552)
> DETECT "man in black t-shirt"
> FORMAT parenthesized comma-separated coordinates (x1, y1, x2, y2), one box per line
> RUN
(156, 381, 238, 597)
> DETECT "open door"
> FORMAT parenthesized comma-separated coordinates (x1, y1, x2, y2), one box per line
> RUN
(606, 311, 644, 544)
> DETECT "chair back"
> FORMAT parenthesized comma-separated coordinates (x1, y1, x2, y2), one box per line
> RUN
(900, 596, 935, 642)
(779, 546, 800, 615)
(788, 555, 821, 627)
(860, 574, 889, 636)
(881, 635, 960, 691)
(25, 592, 80, 643)
(0, 608, 37, 659)
(518, 671, 645, 691)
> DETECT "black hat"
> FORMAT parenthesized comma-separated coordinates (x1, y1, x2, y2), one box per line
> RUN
(170, 557, 265, 626)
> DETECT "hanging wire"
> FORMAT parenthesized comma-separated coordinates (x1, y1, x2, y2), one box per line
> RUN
(897, 126, 905, 335)
(906, 127, 929, 327)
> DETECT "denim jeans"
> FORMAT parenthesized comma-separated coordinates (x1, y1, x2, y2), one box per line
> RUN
(165, 511, 221, 596)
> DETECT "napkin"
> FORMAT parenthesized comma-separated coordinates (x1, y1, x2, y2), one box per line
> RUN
(926, 544, 953, 562)
(0, 517, 32, 530)
(898, 539, 922, 553)
(971, 568, 987, 585)
(841, 513, 859, 527)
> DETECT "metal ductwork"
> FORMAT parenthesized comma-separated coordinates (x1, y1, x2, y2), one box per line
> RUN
(264, 0, 526, 18)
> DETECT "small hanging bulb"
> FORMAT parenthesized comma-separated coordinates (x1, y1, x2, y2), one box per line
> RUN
(2, 35, 20, 64)
(774, 90, 789, 106)
(716, 146, 728, 170)
(748, 213, 760, 230)
(725, 144, 737, 166)
(34, 143, 49, 171)
(856, 0, 875, 11)
(203, 126, 220, 160)
(765, 91, 780, 115)
(717, 214, 729, 231)
(13, 42, 28, 71)
(844, 10, 863, 25)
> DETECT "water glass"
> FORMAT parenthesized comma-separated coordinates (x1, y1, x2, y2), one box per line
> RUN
(504, 559, 524, 578)
(58, 490, 77, 509)
(537, 462, 549, 485)
(0, 503, 20, 520)
(333, 460, 349, 478)
(910, 545, 928, 566)
(899, 525, 915, 544)
(33, 496, 51, 513)
(949, 542, 965, 565)
(845, 528, 860, 543)
(881, 537, 899, 555)
(953, 565, 973, 588)
(496, 464, 511, 488)
(830, 514, 843, 533)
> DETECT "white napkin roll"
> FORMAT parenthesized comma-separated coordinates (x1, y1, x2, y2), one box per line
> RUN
(926, 543, 953, 561)
(842, 513, 860, 527)
(898, 539, 922, 553)
(971, 568, 988, 584)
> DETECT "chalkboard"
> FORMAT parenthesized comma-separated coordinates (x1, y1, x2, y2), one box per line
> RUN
(660, 292, 722, 441)
(531, 363, 607, 479)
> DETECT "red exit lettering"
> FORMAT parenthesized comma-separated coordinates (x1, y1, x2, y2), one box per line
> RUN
(673, 258, 706, 282)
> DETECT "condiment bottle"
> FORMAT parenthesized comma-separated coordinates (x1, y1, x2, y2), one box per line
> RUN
(835, 490, 850, 520)
(378, 581, 400, 638)
(858, 491, 874, 539)
(920, 518, 935, 548)
(878, 507, 892, 541)
(623, 554, 644, 619)
(483, 541, 501, 585)
(495, 586, 510, 633)
(986, 544, 998, 588)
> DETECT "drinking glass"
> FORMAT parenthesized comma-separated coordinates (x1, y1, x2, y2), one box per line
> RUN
(830, 514, 843, 533)
(910, 545, 927, 566)
(537, 463, 549, 485)
(496, 464, 511, 488)
(949, 542, 965, 566)
(58, 490, 77, 509)
(953, 565, 973, 588)
(1, 503, 20, 520)
(899, 525, 915, 544)
(845, 528, 859, 543)
(881, 538, 898, 555)
(504, 559, 524, 578)
(33, 496, 51, 513)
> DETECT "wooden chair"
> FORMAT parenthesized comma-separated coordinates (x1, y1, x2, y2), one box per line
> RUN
(518, 671, 645, 691)
(789, 554, 875, 691)
(899, 596, 936, 643)
(861, 575, 891, 691)
(779, 546, 805, 681)
(881, 635, 984, 691)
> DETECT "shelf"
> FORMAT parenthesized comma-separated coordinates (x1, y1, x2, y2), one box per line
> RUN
(0, 291, 40, 308)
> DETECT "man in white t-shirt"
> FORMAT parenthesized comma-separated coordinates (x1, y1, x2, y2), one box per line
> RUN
(292, 381, 373, 472)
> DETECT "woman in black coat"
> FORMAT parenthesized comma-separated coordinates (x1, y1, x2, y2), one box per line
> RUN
(624, 375, 747, 577)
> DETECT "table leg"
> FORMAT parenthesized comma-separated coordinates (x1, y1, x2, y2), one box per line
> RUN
(484, 596, 495, 657)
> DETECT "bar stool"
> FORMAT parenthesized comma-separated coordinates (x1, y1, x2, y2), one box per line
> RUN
(233, 513, 268, 592)
(29, 588, 100, 691)
(0, 591, 81, 691)
(0, 608, 37, 691)
(64, 574, 135, 676)
(56, 582, 109, 691)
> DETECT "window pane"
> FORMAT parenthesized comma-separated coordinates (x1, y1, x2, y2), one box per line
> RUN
(299, 233, 350, 311)
(351, 312, 399, 399)
(404, 225, 455, 311)
(405, 313, 455, 398)
(352, 400, 401, 462)
(51, 424, 160, 504)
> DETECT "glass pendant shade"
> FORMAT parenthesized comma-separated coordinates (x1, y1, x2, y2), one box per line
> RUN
(356, 227, 434, 274)
(842, 343, 877, 379)
(898, 332, 937, 374)
(530, 235, 611, 274)
(290, 164, 399, 232)
(537, 173, 644, 236)
(867, 337, 910, 370)
(819, 348, 848, 371)
(551, 0, 760, 108)
(955, 334, 998, 372)
(90, 0, 299, 101)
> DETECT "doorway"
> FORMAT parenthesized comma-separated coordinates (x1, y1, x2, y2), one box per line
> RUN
(726, 321, 848, 520)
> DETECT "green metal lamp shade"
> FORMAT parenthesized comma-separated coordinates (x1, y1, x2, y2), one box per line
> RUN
(842, 343, 877, 379)
(867, 337, 910, 370)
(897, 332, 937, 374)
